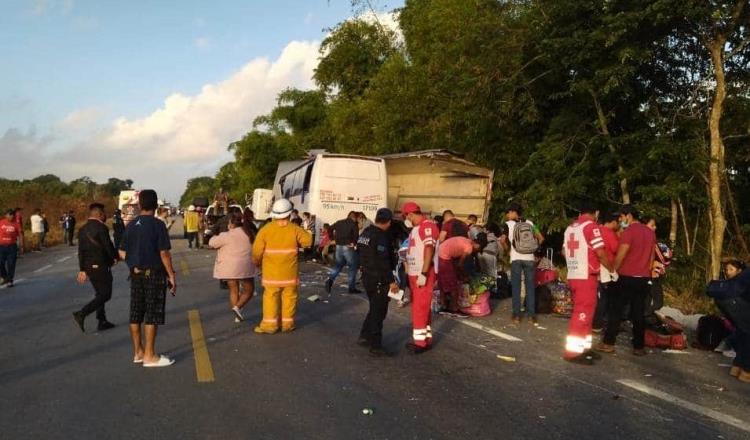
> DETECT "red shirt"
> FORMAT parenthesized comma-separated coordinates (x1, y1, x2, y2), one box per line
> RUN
(13, 212, 23, 236)
(438, 236, 473, 260)
(600, 226, 619, 266)
(0, 219, 20, 245)
(618, 222, 656, 277)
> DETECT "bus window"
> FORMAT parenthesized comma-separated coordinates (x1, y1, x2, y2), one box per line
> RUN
(302, 164, 314, 202)
(292, 169, 304, 196)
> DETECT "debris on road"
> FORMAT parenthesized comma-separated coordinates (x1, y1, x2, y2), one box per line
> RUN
(307, 294, 321, 302)
(361, 408, 374, 415)
(662, 349, 689, 354)
(497, 355, 516, 362)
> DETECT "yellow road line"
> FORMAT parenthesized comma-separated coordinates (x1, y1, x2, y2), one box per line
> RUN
(188, 310, 215, 383)
(180, 259, 191, 276)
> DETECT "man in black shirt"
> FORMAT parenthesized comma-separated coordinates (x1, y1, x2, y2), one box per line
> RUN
(119, 189, 177, 368)
(326, 211, 361, 294)
(357, 208, 399, 356)
(64, 210, 76, 246)
(72, 203, 118, 332)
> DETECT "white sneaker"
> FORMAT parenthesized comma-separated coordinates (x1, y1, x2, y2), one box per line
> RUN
(232, 306, 244, 322)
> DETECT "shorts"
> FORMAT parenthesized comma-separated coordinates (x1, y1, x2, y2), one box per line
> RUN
(129, 270, 167, 325)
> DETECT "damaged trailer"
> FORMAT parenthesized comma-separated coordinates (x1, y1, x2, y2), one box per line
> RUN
(381, 150, 494, 224)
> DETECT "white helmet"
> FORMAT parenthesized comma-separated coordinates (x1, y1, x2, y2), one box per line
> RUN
(270, 199, 293, 219)
(188, 205, 196, 211)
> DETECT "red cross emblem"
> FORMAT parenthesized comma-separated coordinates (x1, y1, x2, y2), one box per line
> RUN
(567, 233, 580, 258)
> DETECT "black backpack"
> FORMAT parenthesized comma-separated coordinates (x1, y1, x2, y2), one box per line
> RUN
(694, 315, 729, 351)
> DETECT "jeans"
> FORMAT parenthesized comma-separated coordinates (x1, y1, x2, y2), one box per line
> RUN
(603, 276, 649, 349)
(0, 244, 18, 281)
(329, 245, 359, 291)
(716, 297, 750, 370)
(511, 260, 536, 316)
(593, 281, 616, 329)
(79, 268, 113, 322)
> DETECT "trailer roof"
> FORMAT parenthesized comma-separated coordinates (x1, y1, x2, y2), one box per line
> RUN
(380, 149, 477, 166)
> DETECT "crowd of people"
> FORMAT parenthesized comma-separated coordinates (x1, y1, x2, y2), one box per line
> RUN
(2, 188, 746, 383)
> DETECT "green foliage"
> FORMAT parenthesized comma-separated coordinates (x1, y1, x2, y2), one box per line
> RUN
(179, 176, 218, 208)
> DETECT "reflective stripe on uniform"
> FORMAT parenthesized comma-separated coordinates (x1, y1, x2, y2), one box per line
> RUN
(565, 335, 588, 354)
(264, 248, 298, 254)
(263, 278, 299, 286)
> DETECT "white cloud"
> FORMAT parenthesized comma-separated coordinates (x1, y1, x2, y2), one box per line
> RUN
(31, 0, 50, 16)
(57, 107, 102, 132)
(30, 0, 74, 16)
(0, 39, 321, 203)
(194, 36, 211, 50)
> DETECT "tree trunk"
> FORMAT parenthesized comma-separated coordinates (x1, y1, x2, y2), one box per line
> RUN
(669, 199, 678, 248)
(678, 198, 693, 256)
(589, 89, 631, 204)
(724, 173, 750, 256)
(707, 42, 728, 280)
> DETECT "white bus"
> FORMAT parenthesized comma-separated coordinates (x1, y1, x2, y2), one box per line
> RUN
(275, 153, 388, 243)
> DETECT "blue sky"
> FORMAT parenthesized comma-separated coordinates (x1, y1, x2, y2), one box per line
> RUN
(0, 0, 401, 202)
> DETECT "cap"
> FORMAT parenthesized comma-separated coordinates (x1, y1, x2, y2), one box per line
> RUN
(401, 202, 421, 215)
(375, 208, 393, 221)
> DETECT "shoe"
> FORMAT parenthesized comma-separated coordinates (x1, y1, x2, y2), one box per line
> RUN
(357, 336, 371, 347)
(72, 311, 85, 333)
(530, 316, 539, 326)
(348, 288, 363, 294)
(254, 326, 279, 334)
(231, 306, 244, 322)
(584, 350, 602, 360)
(234, 317, 241, 323)
(632, 348, 647, 357)
(738, 369, 750, 383)
(97, 321, 116, 331)
(405, 342, 431, 355)
(325, 278, 333, 294)
(511, 315, 521, 325)
(6, 281, 13, 288)
(564, 353, 595, 365)
(369, 347, 392, 357)
(730, 366, 741, 377)
(143, 355, 175, 368)
(594, 342, 615, 354)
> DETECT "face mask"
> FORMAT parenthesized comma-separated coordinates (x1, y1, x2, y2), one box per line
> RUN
(404, 219, 413, 228)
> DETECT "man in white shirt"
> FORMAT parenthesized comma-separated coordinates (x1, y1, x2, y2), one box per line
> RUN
(502, 203, 544, 325)
(30, 209, 44, 252)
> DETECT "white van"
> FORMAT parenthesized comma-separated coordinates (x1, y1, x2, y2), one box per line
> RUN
(276, 153, 388, 243)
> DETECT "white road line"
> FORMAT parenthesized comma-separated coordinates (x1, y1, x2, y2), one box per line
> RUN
(456, 319, 523, 342)
(33, 264, 53, 274)
(617, 379, 750, 434)
(56, 256, 71, 263)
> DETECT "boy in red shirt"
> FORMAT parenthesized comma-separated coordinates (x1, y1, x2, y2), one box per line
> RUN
(596, 205, 656, 356)
(0, 209, 21, 287)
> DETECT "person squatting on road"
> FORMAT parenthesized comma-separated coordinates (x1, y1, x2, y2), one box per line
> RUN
(209, 211, 259, 324)
(252, 198, 312, 334)
(356, 208, 399, 357)
(119, 189, 177, 368)
(562, 202, 614, 365)
(595, 204, 656, 357)
(438, 234, 488, 318)
(72, 203, 118, 332)
(326, 211, 361, 294)
(708, 258, 750, 383)
(402, 202, 440, 354)
(0, 209, 20, 288)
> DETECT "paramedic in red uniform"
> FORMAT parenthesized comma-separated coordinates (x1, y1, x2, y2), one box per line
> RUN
(403, 202, 440, 354)
(562, 202, 613, 365)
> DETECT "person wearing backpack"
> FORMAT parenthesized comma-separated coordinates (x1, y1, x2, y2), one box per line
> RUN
(503, 203, 544, 325)
(707, 258, 750, 383)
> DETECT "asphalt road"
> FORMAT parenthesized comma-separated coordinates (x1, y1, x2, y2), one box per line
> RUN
(1, 219, 748, 440)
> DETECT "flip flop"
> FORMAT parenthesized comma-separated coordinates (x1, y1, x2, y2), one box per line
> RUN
(133, 357, 143, 364)
(143, 355, 175, 368)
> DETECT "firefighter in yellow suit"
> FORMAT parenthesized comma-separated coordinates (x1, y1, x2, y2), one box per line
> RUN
(252, 199, 313, 334)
